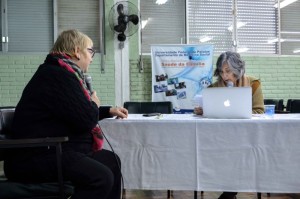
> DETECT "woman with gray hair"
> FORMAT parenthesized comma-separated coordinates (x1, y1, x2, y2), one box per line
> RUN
(195, 52, 264, 199)
(194, 51, 264, 115)
(214, 51, 246, 84)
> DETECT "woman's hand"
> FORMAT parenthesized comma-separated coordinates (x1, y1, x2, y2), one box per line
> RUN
(109, 107, 128, 119)
(194, 106, 203, 115)
(91, 91, 100, 108)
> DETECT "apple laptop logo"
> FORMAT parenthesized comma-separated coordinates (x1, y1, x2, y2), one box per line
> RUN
(224, 99, 231, 107)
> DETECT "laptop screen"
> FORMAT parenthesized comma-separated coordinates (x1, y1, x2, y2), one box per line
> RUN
(202, 87, 252, 119)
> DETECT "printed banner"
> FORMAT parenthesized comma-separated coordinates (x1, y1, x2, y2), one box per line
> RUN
(151, 44, 214, 113)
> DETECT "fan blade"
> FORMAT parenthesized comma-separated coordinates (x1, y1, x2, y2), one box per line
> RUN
(128, 15, 139, 25)
(114, 24, 127, 33)
(117, 4, 124, 15)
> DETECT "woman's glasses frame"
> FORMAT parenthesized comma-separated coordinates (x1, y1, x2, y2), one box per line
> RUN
(87, 48, 95, 58)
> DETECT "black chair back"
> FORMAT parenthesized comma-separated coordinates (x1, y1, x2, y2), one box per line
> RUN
(0, 108, 73, 199)
(0, 108, 15, 138)
(287, 99, 300, 113)
(0, 108, 15, 161)
(264, 99, 284, 111)
(124, 101, 173, 114)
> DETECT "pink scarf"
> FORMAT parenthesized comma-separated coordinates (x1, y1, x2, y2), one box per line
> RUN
(52, 53, 103, 151)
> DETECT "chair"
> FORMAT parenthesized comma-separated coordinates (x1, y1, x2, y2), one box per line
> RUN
(286, 99, 292, 111)
(264, 99, 284, 112)
(286, 99, 300, 113)
(124, 101, 173, 114)
(123, 101, 173, 198)
(0, 107, 73, 199)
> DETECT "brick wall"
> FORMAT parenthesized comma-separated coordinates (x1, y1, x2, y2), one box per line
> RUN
(245, 56, 300, 104)
(0, 54, 115, 107)
(129, 55, 300, 108)
(1, 54, 300, 108)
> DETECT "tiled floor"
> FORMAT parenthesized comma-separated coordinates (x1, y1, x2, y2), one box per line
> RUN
(122, 190, 300, 199)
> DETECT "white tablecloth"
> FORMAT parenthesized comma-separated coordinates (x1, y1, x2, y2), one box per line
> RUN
(99, 114, 300, 192)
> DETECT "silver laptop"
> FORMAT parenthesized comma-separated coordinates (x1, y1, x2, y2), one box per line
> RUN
(202, 87, 252, 119)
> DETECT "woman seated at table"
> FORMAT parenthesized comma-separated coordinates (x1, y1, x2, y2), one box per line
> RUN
(5, 29, 128, 199)
(194, 51, 264, 199)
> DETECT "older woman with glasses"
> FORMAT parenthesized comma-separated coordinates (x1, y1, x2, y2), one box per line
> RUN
(194, 51, 264, 199)
(195, 51, 264, 116)
(4, 29, 128, 199)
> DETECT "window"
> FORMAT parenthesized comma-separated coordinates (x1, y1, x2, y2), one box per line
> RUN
(187, 0, 277, 54)
(140, 0, 299, 55)
(279, 0, 300, 55)
(236, 0, 277, 54)
(187, 0, 233, 54)
(57, 0, 101, 52)
(6, 0, 53, 52)
(140, 0, 186, 54)
(1, 0, 103, 53)
(0, 1, 2, 52)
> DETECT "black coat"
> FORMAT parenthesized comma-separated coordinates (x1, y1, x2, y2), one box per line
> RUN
(11, 55, 111, 155)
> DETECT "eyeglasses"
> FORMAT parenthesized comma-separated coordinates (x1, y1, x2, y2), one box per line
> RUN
(87, 48, 95, 58)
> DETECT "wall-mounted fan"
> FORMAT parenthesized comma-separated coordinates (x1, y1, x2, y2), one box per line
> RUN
(108, 1, 140, 43)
